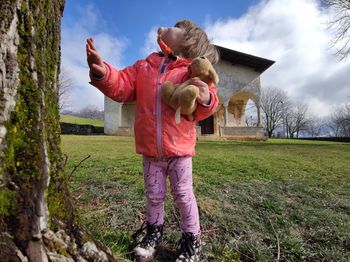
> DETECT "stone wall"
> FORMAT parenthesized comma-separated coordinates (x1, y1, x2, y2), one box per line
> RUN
(60, 122, 104, 135)
(219, 126, 266, 140)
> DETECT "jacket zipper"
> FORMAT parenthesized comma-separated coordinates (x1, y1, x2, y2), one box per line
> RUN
(156, 58, 167, 158)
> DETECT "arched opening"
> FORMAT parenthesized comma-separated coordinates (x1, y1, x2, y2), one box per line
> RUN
(245, 99, 259, 127)
(223, 92, 261, 128)
(226, 91, 251, 127)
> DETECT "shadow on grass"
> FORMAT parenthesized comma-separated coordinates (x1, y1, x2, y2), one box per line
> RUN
(155, 246, 178, 262)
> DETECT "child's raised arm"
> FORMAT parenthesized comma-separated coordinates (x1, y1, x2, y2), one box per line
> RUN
(86, 37, 106, 79)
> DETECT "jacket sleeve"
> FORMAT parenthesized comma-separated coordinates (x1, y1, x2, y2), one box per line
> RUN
(89, 61, 137, 103)
(193, 84, 219, 121)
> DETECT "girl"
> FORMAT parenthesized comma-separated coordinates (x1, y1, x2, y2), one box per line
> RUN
(86, 20, 219, 262)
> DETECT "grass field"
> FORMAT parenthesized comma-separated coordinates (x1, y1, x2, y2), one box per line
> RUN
(60, 114, 104, 127)
(61, 135, 350, 261)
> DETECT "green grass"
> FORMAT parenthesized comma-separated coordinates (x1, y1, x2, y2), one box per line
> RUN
(60, 114, 104, 127)
(61, 136, 350, 261)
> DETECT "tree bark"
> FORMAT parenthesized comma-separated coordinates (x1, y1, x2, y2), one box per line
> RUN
(0, 1, 116, 261)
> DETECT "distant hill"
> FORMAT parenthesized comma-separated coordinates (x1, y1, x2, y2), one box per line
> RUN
(60, 114, 104, 127)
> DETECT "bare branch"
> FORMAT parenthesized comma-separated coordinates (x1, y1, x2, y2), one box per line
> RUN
(323, 0, 350, 61)
(58, 68, 75, 111)
(327, 102, 350, 136)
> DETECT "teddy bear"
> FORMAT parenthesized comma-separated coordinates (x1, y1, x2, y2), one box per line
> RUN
(161, 56, 219, 124)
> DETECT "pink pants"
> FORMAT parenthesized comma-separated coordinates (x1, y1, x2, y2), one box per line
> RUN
(142, 156, 200, 234)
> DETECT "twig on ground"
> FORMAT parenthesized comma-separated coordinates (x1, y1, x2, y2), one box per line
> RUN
(201, 228, 221, 234)
(67, 154, 91, 181)
(136, 210, 145, 222)
(267, 216, 281, 262)
(63, 153, 68, 169)
(57, 154, 91, 190)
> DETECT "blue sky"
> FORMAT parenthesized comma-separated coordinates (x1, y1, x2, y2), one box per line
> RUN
(61, 0, 350, 117)
(62, 0, 258, 65)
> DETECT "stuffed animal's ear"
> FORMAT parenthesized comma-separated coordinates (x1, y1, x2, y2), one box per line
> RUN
(209, 69, 219, 85)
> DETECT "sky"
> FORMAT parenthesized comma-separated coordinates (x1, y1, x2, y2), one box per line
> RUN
(61, 0, 350, 117)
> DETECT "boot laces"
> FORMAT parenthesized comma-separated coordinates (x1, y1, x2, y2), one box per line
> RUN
(132, 221, 163, 247)
(132, 221, 148, 240)
(177, 232, 197, 257)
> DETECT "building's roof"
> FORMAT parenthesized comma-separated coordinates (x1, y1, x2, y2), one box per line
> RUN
(215, 45, 275, 73)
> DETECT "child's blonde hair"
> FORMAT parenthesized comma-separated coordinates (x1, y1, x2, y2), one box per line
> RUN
(174, 20, 219, 65)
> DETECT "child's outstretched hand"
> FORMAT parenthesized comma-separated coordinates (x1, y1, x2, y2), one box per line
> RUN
(86, 37, 106, 78)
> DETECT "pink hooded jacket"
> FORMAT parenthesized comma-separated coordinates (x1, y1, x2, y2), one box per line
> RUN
(89, 52, 219, 158)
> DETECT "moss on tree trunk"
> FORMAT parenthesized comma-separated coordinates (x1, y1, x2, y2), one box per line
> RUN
(0, 1, 116, 260)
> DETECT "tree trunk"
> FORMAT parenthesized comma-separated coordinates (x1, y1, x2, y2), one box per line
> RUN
(267, 130, 273, 138)
(0, 1, 116, 261)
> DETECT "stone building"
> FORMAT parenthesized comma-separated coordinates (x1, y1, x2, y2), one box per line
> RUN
(104, 46, 274, 139)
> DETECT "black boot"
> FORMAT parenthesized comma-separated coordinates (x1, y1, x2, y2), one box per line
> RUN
(175, 232, 201, 262)
(132, 222, 164, 261)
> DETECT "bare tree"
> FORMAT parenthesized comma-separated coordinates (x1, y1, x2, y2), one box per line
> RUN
(328, 102, 350, 136)
(339, 102, 350, 135)
(306, 117, 328, 137)
(323, 0, 350, 60)
(245, 101, 258, 127)
(285, 103, 309, 138)
(58, 68, 74, 112)
(245, 115, 258, 127)
(78, 105, 104, 119)
(260, 87, 290, 138)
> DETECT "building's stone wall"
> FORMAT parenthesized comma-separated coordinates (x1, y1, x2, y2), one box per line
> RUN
(220, 126, 265, 140)
(215, 60, 260, 105)
(104, 97, 135, 135)
(104, 96, 120, 134)
(120, 103, 136, 127)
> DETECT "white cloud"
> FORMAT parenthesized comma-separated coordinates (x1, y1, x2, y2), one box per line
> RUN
(205, 0, 350, 117)
(61, 4, 128, 112)
(307, 97, 335, 117)
(141, 26, 160, 57)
